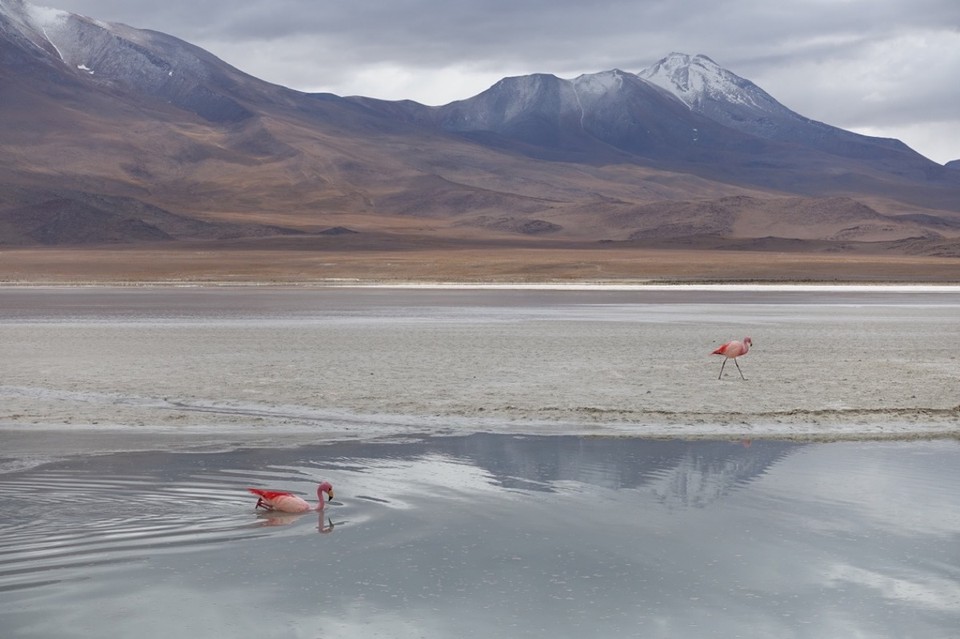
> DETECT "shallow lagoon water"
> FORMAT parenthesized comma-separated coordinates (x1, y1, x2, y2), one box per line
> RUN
(1, 435, 958, 638)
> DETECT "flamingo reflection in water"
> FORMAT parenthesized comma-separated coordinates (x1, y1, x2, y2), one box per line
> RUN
(255, 511, 337, 533)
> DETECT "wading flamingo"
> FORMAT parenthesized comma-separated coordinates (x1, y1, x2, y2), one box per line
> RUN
(711, 337, 752, 380)
(248, 481, 334, 513)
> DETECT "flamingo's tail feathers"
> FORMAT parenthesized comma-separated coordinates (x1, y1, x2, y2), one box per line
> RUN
(711, 345, 727, 355)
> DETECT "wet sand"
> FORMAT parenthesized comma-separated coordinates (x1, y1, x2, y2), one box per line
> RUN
(1, 285, 959, 452)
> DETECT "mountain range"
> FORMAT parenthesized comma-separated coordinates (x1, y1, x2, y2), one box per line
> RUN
(2, 0, 960, 257)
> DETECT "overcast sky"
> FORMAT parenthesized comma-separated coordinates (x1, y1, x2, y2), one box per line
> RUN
(50, 0, 960, 164)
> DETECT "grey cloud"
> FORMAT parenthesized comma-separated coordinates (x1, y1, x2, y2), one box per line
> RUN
(50, 1, 960, 72)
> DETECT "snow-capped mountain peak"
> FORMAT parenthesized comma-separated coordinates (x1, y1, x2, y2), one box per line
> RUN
(22, 2, 69, 31)
(1, 0, 121, 73)
(1, 0, 68, 59)
(1, 0, 260, 122)
(11, 0, 68, 31)
(571, 69, 626, 97)
(638, 52, 767, 110)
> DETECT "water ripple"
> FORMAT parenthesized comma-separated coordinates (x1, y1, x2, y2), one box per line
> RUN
(0, 465, 280, 593)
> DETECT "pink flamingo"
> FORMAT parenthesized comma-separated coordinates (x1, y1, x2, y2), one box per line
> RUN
(711, 337, 752, 380)
(248, 481, 334, 513)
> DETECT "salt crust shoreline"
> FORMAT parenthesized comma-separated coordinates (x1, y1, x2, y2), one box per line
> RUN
(3, 281, 960, 291)
(1, 282, 958, 457)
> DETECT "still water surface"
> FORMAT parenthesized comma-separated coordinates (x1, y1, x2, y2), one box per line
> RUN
(1, 435, 958, 638)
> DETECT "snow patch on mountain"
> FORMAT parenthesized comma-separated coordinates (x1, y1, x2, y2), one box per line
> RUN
(639, 52, 765, 109)
(1, 0, 50, 55)
(3, 0, 187, 78)
(2, 0, 256, 123)
(572, 69, 624, 97)
(569, 71, 622, 128)
(24, 3, 68, 59)
(2, 0, 97, 69)
(24, 2, 66, 31)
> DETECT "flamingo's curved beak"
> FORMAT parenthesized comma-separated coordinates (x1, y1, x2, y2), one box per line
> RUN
(327, 489, 334, 501)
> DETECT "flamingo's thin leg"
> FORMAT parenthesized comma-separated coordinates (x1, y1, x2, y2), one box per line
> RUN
(718, 359, 727, 379)
(734, 359, 745, 380)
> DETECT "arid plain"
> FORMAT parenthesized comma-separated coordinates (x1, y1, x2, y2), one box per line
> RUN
(1, 243, 960, 284)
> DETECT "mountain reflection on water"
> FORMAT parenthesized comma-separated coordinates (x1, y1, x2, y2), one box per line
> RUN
(1, 434, 956, 639)
(317, 434, 798, 507)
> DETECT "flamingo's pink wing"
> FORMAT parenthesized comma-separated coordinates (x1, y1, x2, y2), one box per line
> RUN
(713, 340, 747, 357)
(711, 342, 732, 355)
(248, 488, 294, 500)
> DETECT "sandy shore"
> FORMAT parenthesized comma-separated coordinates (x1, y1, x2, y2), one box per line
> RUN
(1, 285, 958, 453)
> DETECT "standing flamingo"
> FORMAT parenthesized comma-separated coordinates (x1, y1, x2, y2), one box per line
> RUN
(248, 481, 334, 513)
(711, 337, 752, 380)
